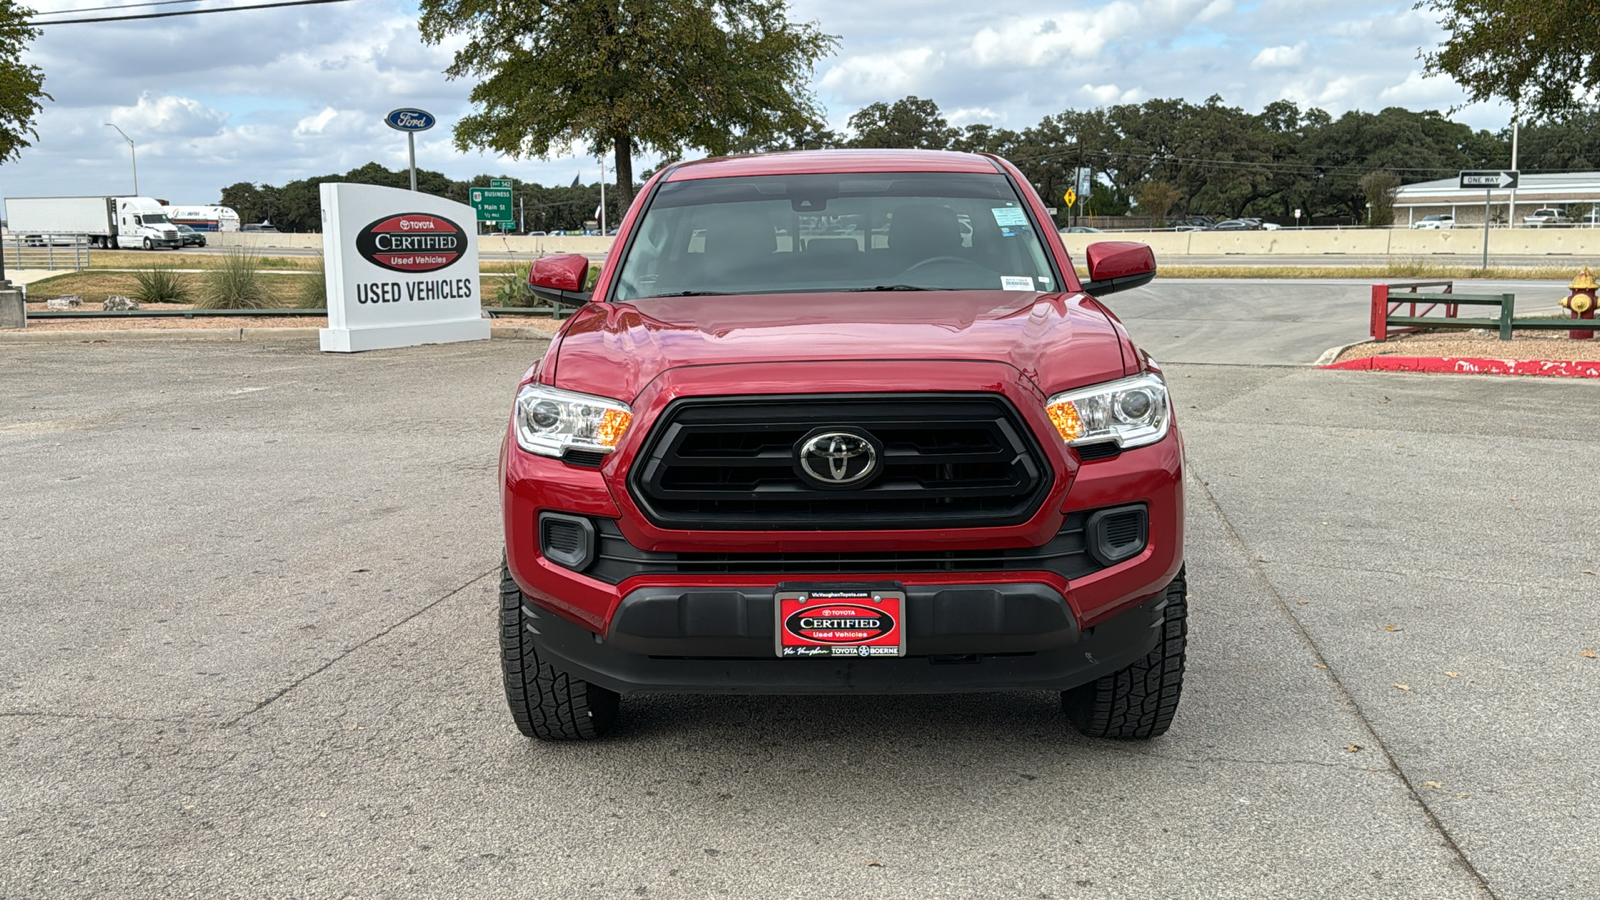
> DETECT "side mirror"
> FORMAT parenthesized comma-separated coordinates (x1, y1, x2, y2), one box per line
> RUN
(1081, 241, 1156, 295)
(528, 254, 592, 306)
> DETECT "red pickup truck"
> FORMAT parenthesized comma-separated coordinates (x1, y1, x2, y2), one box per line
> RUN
(499, 150, 1185, 741)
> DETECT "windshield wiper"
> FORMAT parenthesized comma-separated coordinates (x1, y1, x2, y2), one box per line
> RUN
(848, 284, 930, 292)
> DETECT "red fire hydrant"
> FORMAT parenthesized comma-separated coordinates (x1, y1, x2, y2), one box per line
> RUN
(1563, 268, 1597, 340)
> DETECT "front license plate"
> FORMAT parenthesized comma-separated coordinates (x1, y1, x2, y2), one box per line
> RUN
(775, 586, 906, 658)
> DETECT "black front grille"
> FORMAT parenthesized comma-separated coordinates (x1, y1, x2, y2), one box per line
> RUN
(587, 515, 1100, 584)
(627, 394, 1052, 530)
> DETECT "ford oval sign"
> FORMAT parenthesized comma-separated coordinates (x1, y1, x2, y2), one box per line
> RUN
(384, 108, 435, 132)
(355, 213, 467, 273)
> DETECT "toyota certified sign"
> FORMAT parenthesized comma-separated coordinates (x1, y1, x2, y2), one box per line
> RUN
(384, 108, 436, 132)
(318, 182, 488, 353)
(356, 213, 467, 273)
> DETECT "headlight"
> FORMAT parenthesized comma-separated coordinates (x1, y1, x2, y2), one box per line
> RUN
(1045, 373, 1170, 449)
(513, 384, 632, 458)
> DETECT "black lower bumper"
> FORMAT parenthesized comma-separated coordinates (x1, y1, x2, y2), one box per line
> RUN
(525, 581, 1171, 695)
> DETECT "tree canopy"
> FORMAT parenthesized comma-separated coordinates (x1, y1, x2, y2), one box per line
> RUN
(1419, 0, 1600, 122)
(835, 94, 1554, 225)
(219, 164, 624, 234)
(418, 0, 836, 212)
(0, 0, 48, 165)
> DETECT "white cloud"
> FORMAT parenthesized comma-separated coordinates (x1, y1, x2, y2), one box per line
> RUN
(1251, 42, 1306, 69)
(818, 47, 942, 100)
(1, 0, 1515, 206)
(1080, 84, 1143, 105)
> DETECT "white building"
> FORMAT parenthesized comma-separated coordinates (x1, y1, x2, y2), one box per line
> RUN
(1394, 172, 1600, 226)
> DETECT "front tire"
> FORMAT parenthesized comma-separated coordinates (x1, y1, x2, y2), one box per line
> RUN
(1064, 567, 1188, 739)
(142, 237, 152, 250)
(499, 557, 619, 740)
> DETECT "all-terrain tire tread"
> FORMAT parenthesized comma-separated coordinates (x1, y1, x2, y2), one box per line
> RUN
(499, 558, 618, 740)
(1064, 567, 1188, 739)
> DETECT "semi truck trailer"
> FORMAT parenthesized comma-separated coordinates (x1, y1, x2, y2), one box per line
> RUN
(4, 195, 182, 249)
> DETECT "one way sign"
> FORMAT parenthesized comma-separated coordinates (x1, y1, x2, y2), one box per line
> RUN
(1459, 170, 1519, 189)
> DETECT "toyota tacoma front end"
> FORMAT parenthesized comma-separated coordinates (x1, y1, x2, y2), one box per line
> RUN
(499, 150, 1185, 741)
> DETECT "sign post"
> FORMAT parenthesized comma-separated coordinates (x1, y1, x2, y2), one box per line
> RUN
(1459, 170, 1519, 269)
(384, 108, 437, 192)
(319, 182, 489, 352)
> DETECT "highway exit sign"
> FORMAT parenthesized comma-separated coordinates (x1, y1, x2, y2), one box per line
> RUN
(470, 187, 514, 225)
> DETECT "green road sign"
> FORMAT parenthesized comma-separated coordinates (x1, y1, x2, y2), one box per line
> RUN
(470, 187, 514, 225)
(489, 178, 512, 189)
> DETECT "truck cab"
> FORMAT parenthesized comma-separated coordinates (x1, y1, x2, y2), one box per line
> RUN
(110, 197, 182, 250)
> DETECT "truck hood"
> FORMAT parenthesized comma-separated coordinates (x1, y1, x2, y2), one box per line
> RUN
(548, 291, 1130, 402)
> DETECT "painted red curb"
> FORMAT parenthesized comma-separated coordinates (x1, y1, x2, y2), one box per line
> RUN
(1323, 356, 1600, 378)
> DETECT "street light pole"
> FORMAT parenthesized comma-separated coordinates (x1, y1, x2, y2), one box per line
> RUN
(105, 123, 138, 195)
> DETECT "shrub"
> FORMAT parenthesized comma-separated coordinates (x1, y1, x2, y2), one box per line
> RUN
(493, 265, 532, 307)
(294, 254, 328, 309)
(196, 249, 273, 309)
(132, 266, 190, 304)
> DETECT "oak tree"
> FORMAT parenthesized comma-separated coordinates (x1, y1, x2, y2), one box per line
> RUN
(0, 0, 48, 164)
(419, 0, 836, 212)
(1419, 0, 1600, 120)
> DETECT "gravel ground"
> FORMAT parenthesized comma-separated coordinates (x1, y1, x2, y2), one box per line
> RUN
(1335, 328, 1600, 362)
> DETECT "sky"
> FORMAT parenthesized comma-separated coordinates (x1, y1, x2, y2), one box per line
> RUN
(3, 0, 1513, 207)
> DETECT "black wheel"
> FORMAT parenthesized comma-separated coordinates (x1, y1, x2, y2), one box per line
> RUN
(499, 556, 619, 740)
(142, 237, 152, 250)
(1064, 567, 1187, 739)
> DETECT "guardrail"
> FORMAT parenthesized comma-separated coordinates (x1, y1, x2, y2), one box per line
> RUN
(1372, 282, 1597, 342)
(1371, 281, 1459, 341)
(5, 234, 92, 270)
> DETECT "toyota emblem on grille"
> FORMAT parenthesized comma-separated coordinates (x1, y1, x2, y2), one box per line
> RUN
(798, 432, 878, 486)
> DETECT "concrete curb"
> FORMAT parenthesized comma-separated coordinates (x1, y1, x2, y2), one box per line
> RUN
(1322, 356, 1600, 378)
(0, 324, 554, 344)
(1314, 340, 1370, 366)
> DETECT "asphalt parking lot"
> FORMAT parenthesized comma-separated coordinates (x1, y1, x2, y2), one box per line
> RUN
(2, 299, 1597, 897)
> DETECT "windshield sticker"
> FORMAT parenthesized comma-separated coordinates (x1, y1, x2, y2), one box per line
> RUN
(991, 207, 1029, 227)
(1001, 276, 1035, 291)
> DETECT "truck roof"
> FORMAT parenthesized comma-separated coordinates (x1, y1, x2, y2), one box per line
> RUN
(663, 149, 1002, 182)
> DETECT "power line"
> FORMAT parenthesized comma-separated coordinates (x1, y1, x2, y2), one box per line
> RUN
(28, 0, 357, 26)
(30, 0, 208, 17)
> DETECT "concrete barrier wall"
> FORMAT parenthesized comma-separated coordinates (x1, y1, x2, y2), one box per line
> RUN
(1063, 228, 1600, 259)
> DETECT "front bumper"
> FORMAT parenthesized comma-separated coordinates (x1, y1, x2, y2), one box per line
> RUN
(524, 582, 1172, 694)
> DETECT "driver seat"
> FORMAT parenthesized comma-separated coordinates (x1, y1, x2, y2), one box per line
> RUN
(887, 203, 962, 267)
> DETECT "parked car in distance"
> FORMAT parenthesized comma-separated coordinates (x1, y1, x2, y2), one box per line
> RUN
(1209, 219, 1259, 231)
(525, 230, 548, 236)
(1523, 209, 1572, 228)
(175, 224, 207, 247)
(240, 222, 281, 234)
(1412, 214, 1455, 230)
(1064, 226, 1103, 233)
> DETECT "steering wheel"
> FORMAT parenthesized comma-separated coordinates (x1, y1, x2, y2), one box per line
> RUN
(902, 255, 977, 275)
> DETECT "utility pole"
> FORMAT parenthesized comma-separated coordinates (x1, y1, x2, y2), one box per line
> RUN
(599, 157, 607, 235)
(105, 123, 138, 195)
(1508, 116, 1519, 227)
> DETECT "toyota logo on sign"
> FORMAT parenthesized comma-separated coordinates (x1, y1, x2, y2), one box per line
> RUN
(796, 431, 879, 487)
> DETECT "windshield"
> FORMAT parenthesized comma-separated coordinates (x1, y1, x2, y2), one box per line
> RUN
(138, 213, 170, 225)
(613, 172, 1057, 300)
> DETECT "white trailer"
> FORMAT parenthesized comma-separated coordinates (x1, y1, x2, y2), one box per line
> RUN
(4, 195, 183, 249)
(165, 205, 241, 232)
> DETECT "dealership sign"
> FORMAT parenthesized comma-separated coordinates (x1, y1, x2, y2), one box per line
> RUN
(319, 182, 489, 352)
(384, 108, 436, 132)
